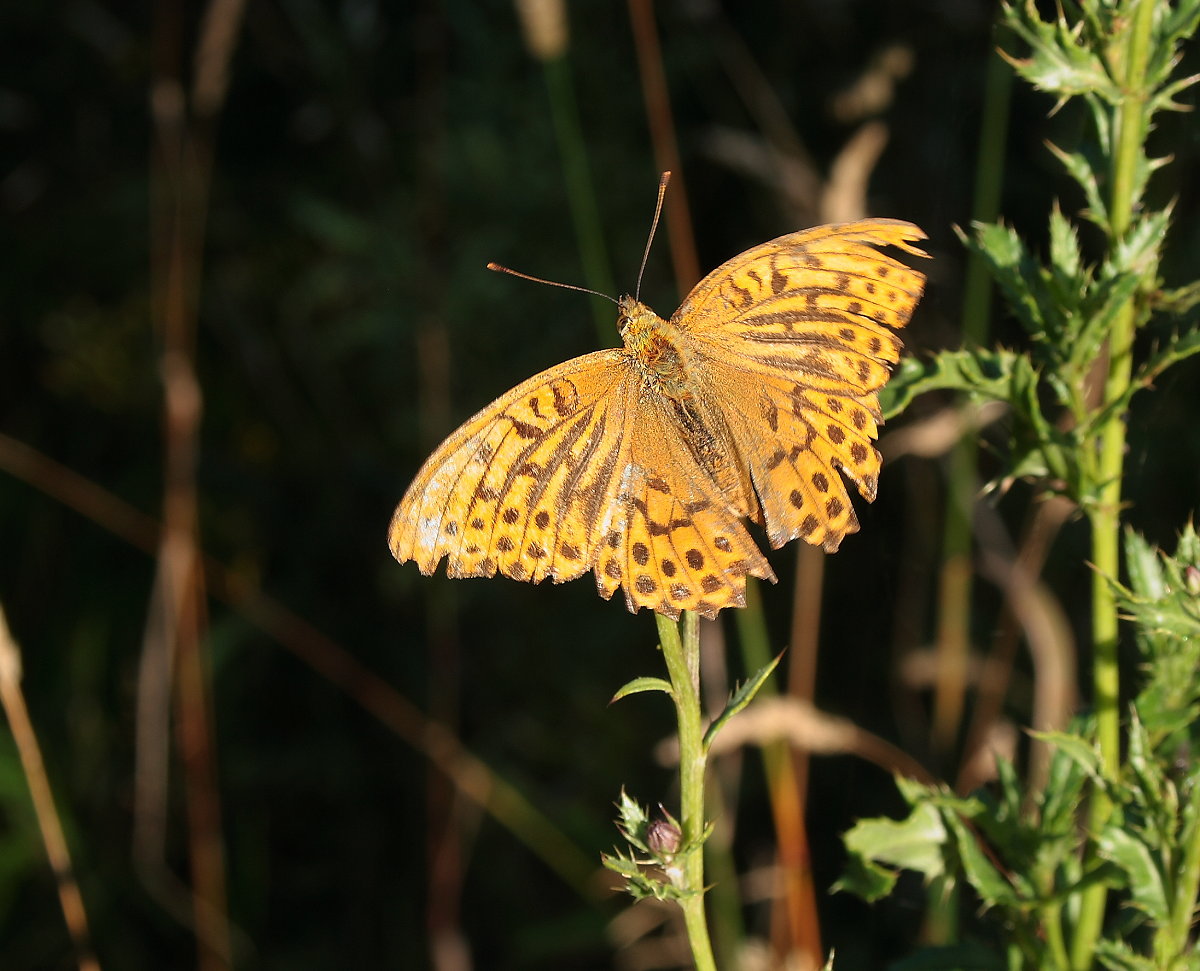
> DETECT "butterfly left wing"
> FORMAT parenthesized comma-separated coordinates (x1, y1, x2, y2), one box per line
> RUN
(391, 345, 773, 618)
(670, 219, 928, 552)
(389, 350, 639, 585)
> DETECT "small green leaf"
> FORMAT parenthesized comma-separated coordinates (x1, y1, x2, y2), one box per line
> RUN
(1094, 936, 1161, 971)
(1112, 206, 1172, 281)
(880, 347, 1031, 419)
(1039, 724, 1092, 833)
(1151, 69, 1200, 113)
(610, 676, 673, 704)
(831, 851, 899, 902)
(1066, 271, 1140, 381)
(702, 652, 782, 750)
(1133, 327, 1200, 392)
(612, 787, 652, 845)
(602, 848, 688, 903)
(1047, 202, 1082, 284)
(963, 220, 1053, 338)
(841, 799, 949, 882)
(941, 810, 1023, 909)
(1156, 280, 1200, 316)
(1000, 1, 1121, 103)
(1096, 826, 1170, 924)
(1028, 729, 1107, 781)
(1124, 528, 1169, 603)
(1046, 142, 1109, 229)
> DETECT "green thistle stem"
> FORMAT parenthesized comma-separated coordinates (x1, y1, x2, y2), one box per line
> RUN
(1072, 1, 1158, 965)
(656, 610, 717, 971)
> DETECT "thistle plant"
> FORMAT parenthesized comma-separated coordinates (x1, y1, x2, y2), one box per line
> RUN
(843, 1, 1200, 967)
(603, 612, 780, 971)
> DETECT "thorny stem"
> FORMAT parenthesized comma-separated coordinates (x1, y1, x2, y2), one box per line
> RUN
(1072, 0, 1158, 966)
(656, 611, 717, 971)
(1162, 781, 1200, 960)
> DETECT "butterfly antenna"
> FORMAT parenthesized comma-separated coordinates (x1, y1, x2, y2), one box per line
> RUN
(634, 171, 671, 301)
(485, 262, 618, 305)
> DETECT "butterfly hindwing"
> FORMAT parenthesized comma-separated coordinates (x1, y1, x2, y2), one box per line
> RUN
(592, 396, 775, 620)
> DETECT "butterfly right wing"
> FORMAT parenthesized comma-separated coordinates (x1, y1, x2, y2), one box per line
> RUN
(673, 219, 927, 344)
(670, 219, 928, 553)
(389, 350, 637, 585)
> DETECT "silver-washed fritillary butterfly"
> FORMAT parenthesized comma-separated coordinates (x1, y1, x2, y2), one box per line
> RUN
(389, 180, 928, 619)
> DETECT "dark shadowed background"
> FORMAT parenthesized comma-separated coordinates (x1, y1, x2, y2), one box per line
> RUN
(1, 1, 1198, 969)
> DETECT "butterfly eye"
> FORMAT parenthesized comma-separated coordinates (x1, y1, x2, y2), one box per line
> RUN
(616, 296, 637, 337)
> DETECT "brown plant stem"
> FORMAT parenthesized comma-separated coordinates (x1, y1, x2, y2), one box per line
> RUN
(412, 3, 469, 968)
(0, 609, 101, 971)
(769, 545, 825, 966)
(626, 0, 700, 291)
(144, 1, 246, 966)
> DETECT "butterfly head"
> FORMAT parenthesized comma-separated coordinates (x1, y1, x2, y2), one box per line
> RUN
(616, 293, 661, 344)
(617, 293, 693, 397)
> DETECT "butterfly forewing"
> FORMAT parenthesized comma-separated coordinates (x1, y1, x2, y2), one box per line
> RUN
(673, 219, 927, 338)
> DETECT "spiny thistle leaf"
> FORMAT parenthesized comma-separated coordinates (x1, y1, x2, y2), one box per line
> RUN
(1156, 280, 1200, 316)
(837, 798, 950, 897)
(960, 220, 1054, 338)
(1140, 327, 1200, 383)
(1000, 0, 1122, 104)
(1111, 206, 1172, 283)
(1113, 528, 1200, 746)
(1099, 825, 1171, 926)
(1046, 140, 1110, 230)
(1114, 526, 1200, 643)
(882, 347, 1035, 419)
(1028, 729, 1108, 783)
(1093, 938, 1161, 971)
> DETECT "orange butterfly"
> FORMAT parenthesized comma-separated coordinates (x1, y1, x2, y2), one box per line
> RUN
(389, 190, 927, 620)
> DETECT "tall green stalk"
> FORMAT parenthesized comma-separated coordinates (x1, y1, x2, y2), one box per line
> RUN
(1073, 3, 1160, 963)
(656, 611, 718, 971)
(608, 609, 778, 961)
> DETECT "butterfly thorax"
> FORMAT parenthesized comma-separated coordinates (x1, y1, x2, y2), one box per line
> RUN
(617, 294, 694, 400)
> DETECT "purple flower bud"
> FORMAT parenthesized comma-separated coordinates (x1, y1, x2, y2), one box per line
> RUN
(1186, 564, 1200, 596)
(646, 819, 681, 857)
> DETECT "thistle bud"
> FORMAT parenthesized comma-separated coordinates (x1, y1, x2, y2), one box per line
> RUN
(646, 819, 681, 858)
